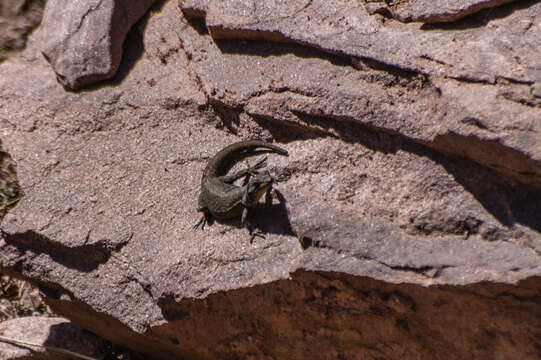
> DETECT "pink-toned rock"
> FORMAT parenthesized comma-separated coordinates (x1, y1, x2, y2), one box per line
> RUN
(179, 0, 541, 189)
(364, 0, 520, 23)
(0, 316, 107, 360)
(39, 0, 156, 90)
(0, 0, 540, 359)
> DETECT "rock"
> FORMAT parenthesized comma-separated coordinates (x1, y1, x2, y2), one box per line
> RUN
(0, 0, 540, 359)
(179, 0, 541, 189)
(38, 0, 156, 90)
(0, 316, 108, 360)
(363, 0, 520, 23)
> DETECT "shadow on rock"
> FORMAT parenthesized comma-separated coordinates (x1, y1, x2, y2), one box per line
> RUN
(421, 0, 539, 31)
(1, 230, 128, 272)
(255, 110, 541, 235)
(212, 192, 294, 239)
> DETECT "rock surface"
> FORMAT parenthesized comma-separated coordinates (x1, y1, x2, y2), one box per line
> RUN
(363, 0, 520, 23)
(39, 0, 156, 90)
(180, 0, 541, 189)
(0, 316, 108, 360)
(0, 0, 540, 359)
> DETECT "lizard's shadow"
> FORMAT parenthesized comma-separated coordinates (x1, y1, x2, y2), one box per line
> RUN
(235, 151, 294, 237)
(249, 189, 294, 237)
(215, 189, 294, 238)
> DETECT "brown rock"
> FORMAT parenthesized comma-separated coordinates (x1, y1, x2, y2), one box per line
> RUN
(364, 0, 520, 23)
(39, 0, 156, 90)
(179, 0, 541, 188)
(0, 316, 107, 360)
(154, 272, 541, 360)
(0, 0, 540, 359)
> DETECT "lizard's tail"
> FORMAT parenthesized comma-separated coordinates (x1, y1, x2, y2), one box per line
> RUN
(206, 140, 289, 177)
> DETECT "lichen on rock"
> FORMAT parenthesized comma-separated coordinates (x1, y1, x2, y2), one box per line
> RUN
(0, 140, 23, 223)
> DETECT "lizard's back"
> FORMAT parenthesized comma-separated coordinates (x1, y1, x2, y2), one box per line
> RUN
(198, 140, 288, 218)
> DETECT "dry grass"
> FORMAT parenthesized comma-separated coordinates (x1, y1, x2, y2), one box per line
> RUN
(0, 273, 53, 321)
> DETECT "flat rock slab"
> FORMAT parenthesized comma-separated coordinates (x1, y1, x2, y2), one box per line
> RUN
(179, 0, 541, 189)
(0, 0, 540, 359)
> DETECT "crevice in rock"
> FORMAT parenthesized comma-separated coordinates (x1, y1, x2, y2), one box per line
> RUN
(351, 56, 431, 84)
(243, 108, 541, 236)
(209, 101, 243, 135)
(448, 75, 538, 99)
(251, 113, 336, 142)
(374, 263, 454, 279)
(183, 15, 431, 87)
(1, 230, 130, 272)
(446, 75, 495, 85)
(386, 0, 519, 24)
(178, 22, 541, 191)
(74, 0, 104, 34)
(429, 132, 541, 190)
(419, 0, 536, 29)
(125, 275, 153, 299)
(497, 76, 535, 86)
(213, 37, 354, 69)
(460, 117, 490, 130)
(300, 237, 455, 279)
(499, 90, 541, 108)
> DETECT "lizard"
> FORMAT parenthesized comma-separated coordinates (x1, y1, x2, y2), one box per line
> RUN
(194, 140, 289, 241)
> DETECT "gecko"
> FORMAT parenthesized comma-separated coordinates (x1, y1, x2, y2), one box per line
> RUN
(194, 140, 289, 241)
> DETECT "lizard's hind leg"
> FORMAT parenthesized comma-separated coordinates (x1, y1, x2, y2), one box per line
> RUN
(193, 211, 212, 230)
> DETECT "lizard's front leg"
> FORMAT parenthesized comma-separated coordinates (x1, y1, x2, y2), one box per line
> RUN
(218, 156, 268, 184)
(241, 207, 265, 243)
(193, 212, 208, 230)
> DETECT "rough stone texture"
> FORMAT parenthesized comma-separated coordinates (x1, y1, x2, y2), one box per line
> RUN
(0, 0, 540, 359)
(0, 316, 108, 360)
(155, 272, 541, 360)
(179, 0, 541, 189)
(363, 0, 520, 23)
(39, 0, 156, 90)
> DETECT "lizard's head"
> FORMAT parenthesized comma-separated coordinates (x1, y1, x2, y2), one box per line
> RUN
(245, 170, 290, 206)
(245, 172, 274, 206)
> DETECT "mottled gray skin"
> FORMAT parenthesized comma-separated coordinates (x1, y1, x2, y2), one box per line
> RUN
(195, 140, 289, 237)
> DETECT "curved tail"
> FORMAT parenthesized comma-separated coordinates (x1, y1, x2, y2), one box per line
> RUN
(204, 140, 288, 178)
